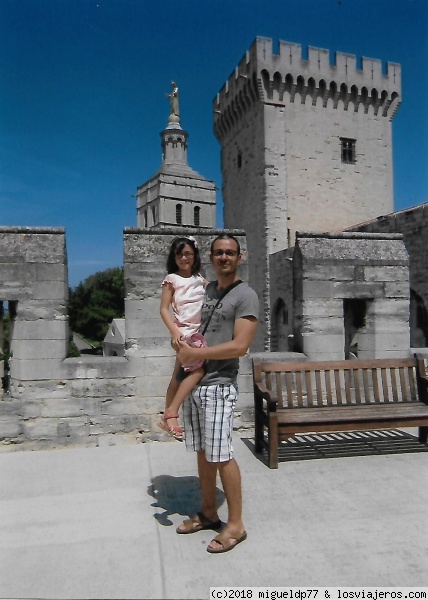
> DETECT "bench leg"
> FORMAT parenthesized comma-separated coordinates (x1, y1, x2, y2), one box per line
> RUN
(254, 397, 263, 454)
(268, 415, 279, 469)
(419, 426, 428, 444)
(254, 411, 263, 454)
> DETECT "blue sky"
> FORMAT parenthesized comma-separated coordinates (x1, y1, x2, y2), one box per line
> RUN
(1, 0, 427, 287)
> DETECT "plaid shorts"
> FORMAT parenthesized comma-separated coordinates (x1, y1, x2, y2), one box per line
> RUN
(182, 384, 238, 463)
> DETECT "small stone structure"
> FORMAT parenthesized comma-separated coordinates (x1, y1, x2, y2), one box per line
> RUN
(270, 231, 411, 361)
(103, 318, 125, 357)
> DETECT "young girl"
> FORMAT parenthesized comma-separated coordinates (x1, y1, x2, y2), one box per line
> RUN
(159, 236, 206, 441)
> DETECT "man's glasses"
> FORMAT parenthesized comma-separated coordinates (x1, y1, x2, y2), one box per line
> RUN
(212, 250, 239, 257)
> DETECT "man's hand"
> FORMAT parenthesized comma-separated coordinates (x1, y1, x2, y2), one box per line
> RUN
(177, 338, 199, 365)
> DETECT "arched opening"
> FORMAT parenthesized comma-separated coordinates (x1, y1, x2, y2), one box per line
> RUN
(410, 289, 428, 347)
(271, 298, 291, 351)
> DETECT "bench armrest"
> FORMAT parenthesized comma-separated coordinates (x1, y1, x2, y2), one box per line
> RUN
(254, 382, 278, 412)
(415, 353, 428, 404)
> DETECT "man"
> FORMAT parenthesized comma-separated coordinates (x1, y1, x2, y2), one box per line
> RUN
(176, 233, 259, 554)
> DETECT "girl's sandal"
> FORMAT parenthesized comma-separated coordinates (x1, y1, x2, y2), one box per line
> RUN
(158, 413, 184, 442)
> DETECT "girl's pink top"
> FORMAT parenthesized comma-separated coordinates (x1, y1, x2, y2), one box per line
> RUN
(161, 273, 205, 337)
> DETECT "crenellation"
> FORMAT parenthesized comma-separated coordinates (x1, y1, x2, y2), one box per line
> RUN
(214, 37, 401, 140)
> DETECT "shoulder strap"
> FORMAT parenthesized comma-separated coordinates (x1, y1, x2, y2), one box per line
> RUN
(201, 280, 242, 335)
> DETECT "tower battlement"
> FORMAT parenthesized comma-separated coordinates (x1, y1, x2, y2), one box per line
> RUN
(214, 37, 401, 140)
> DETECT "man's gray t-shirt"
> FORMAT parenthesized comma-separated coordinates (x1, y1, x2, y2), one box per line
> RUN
(199, 281, 259, 386)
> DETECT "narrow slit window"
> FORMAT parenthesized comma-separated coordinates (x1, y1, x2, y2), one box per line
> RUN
(194, 206, 200, 227)
(176, 204, 182, 225)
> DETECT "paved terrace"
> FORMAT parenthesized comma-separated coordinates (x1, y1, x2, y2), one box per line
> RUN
(1, 430, 427, 600)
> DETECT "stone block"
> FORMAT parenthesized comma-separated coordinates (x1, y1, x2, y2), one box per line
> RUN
(301, 333, 345, 360)
(135, 374, 170, 398)
(12, 339, 67, 360)
(303, 264, 355, 281)
(62, 356, 129, 379)
(384, 281, 410, 298)
(71, 378, 136, 398)
(0, 417, 22, 438)
(301, 280, 333, 299)
(36, 263, 67, 282)
(302, 316, 344, 335)
(125, 337, 173, 357)
(23, 418, 60, 440)
(137, 355, 175, 377)
(20, 401, 42, 419)
(0, 398, 22, 416)
(333, 281, 385, 298)
(57, 417, 91, 439)
(125, 298, 159, 319)
(31, 281, 67, 301)
(100, 397, 151, 416)
(370, 299, 410, 317)
(16, 300, 68, 321)
(364, 266, 409, 282)
(40, 397, 100, 418)
(12, 320, 68, 341)
(125, 317, 166, 338)
(11, 359, 64, 381)
(302, 299, 343, 318)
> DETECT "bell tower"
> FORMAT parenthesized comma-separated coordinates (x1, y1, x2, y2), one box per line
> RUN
(136, 82, 216, 230)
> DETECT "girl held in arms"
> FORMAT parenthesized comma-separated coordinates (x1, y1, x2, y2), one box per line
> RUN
(159, 236, 206, 441)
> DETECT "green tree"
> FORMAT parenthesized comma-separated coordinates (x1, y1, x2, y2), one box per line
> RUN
(68, 267, 125, 344)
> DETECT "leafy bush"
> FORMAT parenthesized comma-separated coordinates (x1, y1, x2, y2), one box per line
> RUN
(68, 267, 125, 344)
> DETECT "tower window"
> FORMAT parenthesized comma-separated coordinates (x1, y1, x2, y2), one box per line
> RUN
(237, 152, 242, 169)
(340, 138, 356, 164)
(144, 210, 148, 228)
(176, 204, 182, 225)
(151, 206, 156, 224)
(194, 206, 200, 227)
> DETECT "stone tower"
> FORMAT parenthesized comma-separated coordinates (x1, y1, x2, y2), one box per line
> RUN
(137, 83, 216, 230)
(213, 37, 401, 348)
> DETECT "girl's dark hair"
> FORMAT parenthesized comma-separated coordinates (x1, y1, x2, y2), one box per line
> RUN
(210, 233, 241, 255)
(166, 237, 201, 275)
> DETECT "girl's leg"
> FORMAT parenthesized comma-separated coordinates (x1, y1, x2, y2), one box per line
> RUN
(167, 366, 204, 416)
(163, 367, 204, 438)
(164, 357, 181, 413)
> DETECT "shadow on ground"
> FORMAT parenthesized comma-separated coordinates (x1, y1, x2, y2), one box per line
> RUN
(242, 429, 428, 467)
(148, 475, 225, 526)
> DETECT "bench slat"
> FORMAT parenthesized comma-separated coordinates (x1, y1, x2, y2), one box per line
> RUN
(325, 370, 333, 406)
(276, 402, 428, 424)
(353, 369, 362, 404)
(275, 372, 283, 408)
(381, 368, 390, 403)
(285, 372, 294, 408)
(399, 368, 408, 402)
(305, 371, 313, 407)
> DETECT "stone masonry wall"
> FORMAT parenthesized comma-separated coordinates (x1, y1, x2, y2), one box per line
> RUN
(0, 227, 257, 450)
(348, 203, 428, 346)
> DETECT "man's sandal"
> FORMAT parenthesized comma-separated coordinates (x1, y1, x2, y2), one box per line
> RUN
(176, 512, 222, 535)
(158, 412, 184, 441)
(207, 530, 247, 554)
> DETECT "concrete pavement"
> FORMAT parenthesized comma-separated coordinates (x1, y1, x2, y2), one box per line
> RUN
(1, 431, 427, 599)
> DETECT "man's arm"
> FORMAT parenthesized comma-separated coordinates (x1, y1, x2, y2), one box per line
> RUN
(177, 315, 258, 364)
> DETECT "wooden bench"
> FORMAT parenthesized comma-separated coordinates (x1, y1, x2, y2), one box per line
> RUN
(253, 354, 428, 468)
